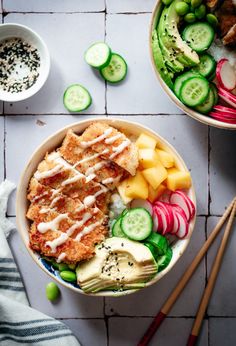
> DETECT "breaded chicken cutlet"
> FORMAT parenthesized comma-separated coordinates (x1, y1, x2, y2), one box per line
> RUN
(27, 122, 138, 264)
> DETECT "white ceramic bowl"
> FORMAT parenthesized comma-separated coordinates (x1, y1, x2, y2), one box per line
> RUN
(0, 23, 50, 102)
(16, 117, 196, 296)
(150, 1, 236, 130)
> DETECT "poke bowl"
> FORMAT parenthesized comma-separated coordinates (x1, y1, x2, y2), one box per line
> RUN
(150, 0, 236, 130)
(16, 118, 196, 297)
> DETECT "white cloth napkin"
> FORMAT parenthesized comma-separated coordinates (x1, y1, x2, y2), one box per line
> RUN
(0, 180, 81, 346)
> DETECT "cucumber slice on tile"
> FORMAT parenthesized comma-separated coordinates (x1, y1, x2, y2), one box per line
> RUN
(100, 53, 127, 83)
(63, 84, 92, 112)
(84, 42, 112, 69)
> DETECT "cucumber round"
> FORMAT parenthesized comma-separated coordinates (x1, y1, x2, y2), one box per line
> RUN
(182, 22, 215, 53)
(195, 87, 215, 114)
(145, 232, 168, 256)
(174, 71, 199, 97)
(63, 84, 92, 112)
(84, 42, 112, 69)
(121, 208, 152, 241)
(191, 53, 216, 78)
(179, 76, 209, 107)
(157, 247, 173, 272)
(112, 217, 126, 238)
(210, 82, 218, 105)
(100, 53, 127, 83)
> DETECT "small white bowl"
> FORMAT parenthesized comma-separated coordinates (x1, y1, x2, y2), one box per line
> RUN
(0, 23, 50, 102)
(16, 117, 196, 297)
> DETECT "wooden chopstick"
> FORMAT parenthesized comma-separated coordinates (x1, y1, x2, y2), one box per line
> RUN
(138, 197, 236, 346)
(187, 201, 236, 346)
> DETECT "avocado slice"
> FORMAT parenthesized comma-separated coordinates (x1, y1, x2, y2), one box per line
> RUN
(76, 237, 158, 293)
(158, 8, 184, 73)
(158, 0, 199, 67)
(151, 30, 174, 90)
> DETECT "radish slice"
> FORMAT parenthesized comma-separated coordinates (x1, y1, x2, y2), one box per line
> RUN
(216, 59, 236, 91)
(175, 212, 189, 239)
(170, 191, 191, 221)
(130, 199, 153, 215)
(218, 87, 236, 109)
(152, 212, 159, 232)
(210, 112, 236, 124)
(154, 202, 174, 234)
(171, 209, 180, 235)
(153, 206, 163, 233)
(210, 111, 236, 120)
(213, 105, 236, 115)
(171, 190, 196, 220)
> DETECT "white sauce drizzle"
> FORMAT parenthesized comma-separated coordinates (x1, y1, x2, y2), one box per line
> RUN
(85, 161, 107, 176)
(109, 140, 130, 159)
(75, 221, 101, 241)
(39, 207, 51, 214)
(73, 149, 109, 167)
(80, 128, 113, 148)
(34, 164, 63, 180)
(45, 233, 68, 253)
(85, 174, 96, 183)
(66, 212, 92, 237)
(83, 187, 107, 207)
(56, 252, 66, 263)
(75, 204, 85, 213)
(31, 191, 49, 203)
(105, 133, 122, 144)
(37, 213, 68, 234)
(102, 175, 122, 185)
(61, 174, 84, 186)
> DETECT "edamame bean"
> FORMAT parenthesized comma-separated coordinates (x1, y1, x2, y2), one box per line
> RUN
(184, 0, 191, 3)
(195, 4, 206, 19)
(162, 0, 174, 5)
(46, 282, 60, 301)
(175, 2, 189, 16)
(191, 0, 202, 8)
(184, 12, 196, 23)
(206, 14, 218, 29)
(68, 263, 76, 271)
(60, 270, 77, 282)
(58, 263, 69, 272)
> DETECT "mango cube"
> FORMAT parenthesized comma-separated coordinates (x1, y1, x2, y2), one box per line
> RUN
(138, 149, 159, 169)
(148, 184, 166, 203)
(167, 167, 179, 175)
(117, 180, 133, 204)
(136, 133, 157, 150)
(142, 162, 167, 190)
(125, 171, 149, 200)
(156, 149, 174, 168)
(166, 171, 192, 191)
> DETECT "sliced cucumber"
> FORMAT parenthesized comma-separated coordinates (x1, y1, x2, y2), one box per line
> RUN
(195, 87, 214, 114)
(210, 82, 218, 105)
(157, 247, 173, 272)
(85, 42, 111, 69)
(121, 208, 153, 241)
(182, 22, 215, 53)
(145, 232, 168, 256)
(180, 76, 209, 107)
(100, 53, 127, 83)
(112, 217, 126, 238)
(144, 242, 158, 259)
(63, 84, 92, 112)
(174, 71, 199, 97)
(191, 53, 216, 78)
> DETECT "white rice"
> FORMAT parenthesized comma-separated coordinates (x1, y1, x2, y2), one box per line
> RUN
(209, 39, 236, 70)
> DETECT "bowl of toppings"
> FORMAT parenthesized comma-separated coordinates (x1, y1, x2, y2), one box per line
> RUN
(150, 0, 236, 129)
(16, 118, 196, 296)
(0, 23, 50, 102)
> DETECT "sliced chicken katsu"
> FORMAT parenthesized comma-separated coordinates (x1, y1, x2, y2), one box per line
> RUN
(77, 122, 138, 176)
(33, 152, 111, 213)
(59, 130, 126, 189)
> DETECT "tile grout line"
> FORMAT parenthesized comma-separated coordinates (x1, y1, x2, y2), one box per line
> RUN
(3, 113, 185, 116)
(206, 125, 211, 345)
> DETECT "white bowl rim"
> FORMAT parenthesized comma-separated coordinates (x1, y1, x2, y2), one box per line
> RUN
(0, 22, 50, 102)
(149, 0, 236, 131)
(16, 117, 196, 297)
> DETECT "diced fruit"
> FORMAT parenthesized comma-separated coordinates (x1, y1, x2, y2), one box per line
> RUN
(166, 171, 192, 191)
(136, 133, 157, 150)
(148, 184, 166, 203)
(167, 167, 179, 175)
(156, 149, 175, 168)
(139, 149, 159, 169)
(117, 180, 132, 204)
(125, 171, 149, 200)
(142, 163, 168, 190)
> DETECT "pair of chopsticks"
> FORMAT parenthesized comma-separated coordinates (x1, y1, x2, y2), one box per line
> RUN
(138, 197, 236, 346)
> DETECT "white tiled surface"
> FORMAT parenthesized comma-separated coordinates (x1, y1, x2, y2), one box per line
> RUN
(2, 1, 236, 345)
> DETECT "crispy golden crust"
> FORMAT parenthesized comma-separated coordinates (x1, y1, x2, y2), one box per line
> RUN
(59, 130, 126, 189)
(78, 122, 138, 176)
